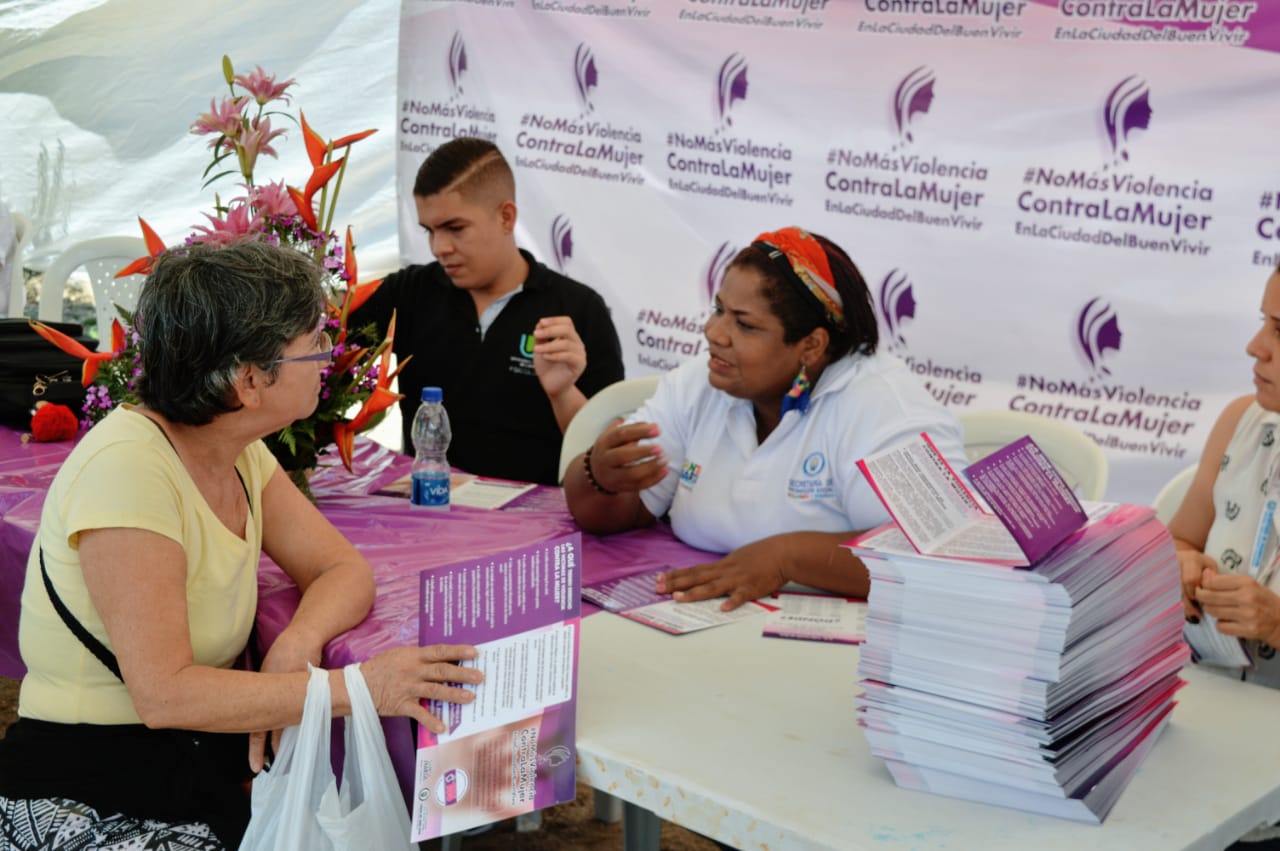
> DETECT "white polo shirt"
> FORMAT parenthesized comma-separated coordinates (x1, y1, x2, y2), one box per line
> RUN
(629, 352, 966, 554)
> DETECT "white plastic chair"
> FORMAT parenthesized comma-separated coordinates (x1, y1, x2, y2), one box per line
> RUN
(1153, 463, 1198, 526)
(37, 236, 148, 350)
(5, 212, 29, 318)
(957, 410, 1109, 501)
(557, 375, 661, 483)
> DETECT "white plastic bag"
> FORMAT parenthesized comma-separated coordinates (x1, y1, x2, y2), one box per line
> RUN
(238, 664, 413, 851)
(318, 664, 414, 849)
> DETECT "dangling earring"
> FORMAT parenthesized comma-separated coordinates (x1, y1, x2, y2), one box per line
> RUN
(781, 363, 812, 416)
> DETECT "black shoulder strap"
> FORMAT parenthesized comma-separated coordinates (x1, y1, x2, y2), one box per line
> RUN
(36, 423, 253, 684)
(139, 411, 253, 518)
(39, 547, 124, 682)
(236, 468, 252, 517)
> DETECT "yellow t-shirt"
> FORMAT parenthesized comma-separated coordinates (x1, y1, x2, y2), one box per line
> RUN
(17, 406, 277, 724)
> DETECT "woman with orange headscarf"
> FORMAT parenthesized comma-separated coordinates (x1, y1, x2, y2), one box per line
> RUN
(565, 227, 966, 609)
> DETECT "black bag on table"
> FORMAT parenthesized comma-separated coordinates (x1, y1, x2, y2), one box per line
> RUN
(0, 318, 94, 429)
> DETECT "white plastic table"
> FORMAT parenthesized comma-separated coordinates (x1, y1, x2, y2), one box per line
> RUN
(576, 613, 1280, 851)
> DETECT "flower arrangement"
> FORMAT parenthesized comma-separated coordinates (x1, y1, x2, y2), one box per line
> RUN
(32, 56, 404, 495)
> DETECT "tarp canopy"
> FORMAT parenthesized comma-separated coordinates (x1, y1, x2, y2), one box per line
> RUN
(0, 0, 403, 275)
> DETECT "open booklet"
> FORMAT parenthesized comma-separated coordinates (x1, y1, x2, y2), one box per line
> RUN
(582, 571, 860, 641)
(856, 432, 1088, 566)
(411, 533, 581, 840)
(581, 568, 768, 634)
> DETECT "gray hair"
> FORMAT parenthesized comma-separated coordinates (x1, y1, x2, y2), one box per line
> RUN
(134, 240, 325, 425)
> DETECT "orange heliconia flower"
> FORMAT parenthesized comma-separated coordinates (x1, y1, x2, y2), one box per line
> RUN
(116, 218, 168, 278)
(30, 318, 126, 386)
(332, 312, 408, 470)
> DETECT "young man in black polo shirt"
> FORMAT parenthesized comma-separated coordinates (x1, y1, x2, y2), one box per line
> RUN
(352, 138, 624, 485)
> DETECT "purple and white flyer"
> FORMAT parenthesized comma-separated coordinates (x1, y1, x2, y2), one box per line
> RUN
(582, 567, 767, 634)
(411, 533, 581, 841)
(964, 436, 1088, 564)
(857, 433, 1089, 566)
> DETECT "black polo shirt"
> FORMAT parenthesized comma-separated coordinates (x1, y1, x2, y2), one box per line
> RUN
(351, 250, 624, 484)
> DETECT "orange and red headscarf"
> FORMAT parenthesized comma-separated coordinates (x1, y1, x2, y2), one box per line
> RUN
(752, 227, 845, 329)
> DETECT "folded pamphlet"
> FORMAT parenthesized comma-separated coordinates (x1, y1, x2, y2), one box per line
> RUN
(581, 568, 766, 634)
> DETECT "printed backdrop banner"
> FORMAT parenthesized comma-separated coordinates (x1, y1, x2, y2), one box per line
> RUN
(397, 0, 1280, 505)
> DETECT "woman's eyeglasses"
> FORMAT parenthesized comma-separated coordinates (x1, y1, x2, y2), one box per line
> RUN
(268, 333, 334, 366)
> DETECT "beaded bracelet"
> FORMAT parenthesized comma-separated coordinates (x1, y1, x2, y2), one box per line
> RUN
(583, 447, 618, 496)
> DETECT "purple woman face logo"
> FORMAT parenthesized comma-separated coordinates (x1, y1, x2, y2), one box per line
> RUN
(575, 43, 598, 112)
(1104, 76, 1153, 164)
(879, 269, 916, 348)
(551, 215, 574, 271)
(893, 66, 936, 146)
(1077, 296, 1123, 378)
(706, 242, 736, 306)
(717, 53, 749, 127)
(448, 33, 467, 96)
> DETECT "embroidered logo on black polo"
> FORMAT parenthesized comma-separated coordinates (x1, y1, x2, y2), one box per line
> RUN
(506, 335, 537, 377)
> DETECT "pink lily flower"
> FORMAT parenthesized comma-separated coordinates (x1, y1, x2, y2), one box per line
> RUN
(247, 181, 298, 220)
(236, 116, 286, 179)
(233, 65, 296, 106)
(190, 201, 264, 246)
(191, 97, 246, 138)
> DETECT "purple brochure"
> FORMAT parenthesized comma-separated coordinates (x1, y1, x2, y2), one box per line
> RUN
(412, 533, 581, 841)
(964, 436, 1088, 564)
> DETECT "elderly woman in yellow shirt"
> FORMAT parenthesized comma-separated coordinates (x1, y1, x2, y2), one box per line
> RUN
(0, 241, 481, 850)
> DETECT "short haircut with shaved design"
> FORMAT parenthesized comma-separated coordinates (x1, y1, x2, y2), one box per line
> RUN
(412, 137, 515, 208)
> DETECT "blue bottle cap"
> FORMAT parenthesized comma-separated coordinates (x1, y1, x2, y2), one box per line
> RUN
(422, 386, 443, 403)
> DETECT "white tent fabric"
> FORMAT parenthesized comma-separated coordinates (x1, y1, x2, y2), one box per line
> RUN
(7, 0, 1280, 505)
(0, 0, 403, 276)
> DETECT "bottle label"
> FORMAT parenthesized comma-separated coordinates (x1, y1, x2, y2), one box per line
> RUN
(412, 471, 450, 510)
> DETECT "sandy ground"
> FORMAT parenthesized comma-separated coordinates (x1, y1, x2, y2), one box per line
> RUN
(0, 676, 714, 850)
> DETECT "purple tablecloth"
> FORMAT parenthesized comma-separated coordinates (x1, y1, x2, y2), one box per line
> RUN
(0, 426, 72, 678)
(254, 454, 720, 801)
(0, 423, 721, 799)
(0, 430, 418, 679)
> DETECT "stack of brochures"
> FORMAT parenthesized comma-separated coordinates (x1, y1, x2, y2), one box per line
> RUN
(848, 434, 1187, 823)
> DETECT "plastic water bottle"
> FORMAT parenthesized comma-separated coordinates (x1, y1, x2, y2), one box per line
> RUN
(410, 386, 451, 510)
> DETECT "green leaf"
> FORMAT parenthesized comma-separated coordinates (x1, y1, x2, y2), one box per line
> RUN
(201, 169, 239, 190)
(200, 147, 235, 179)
